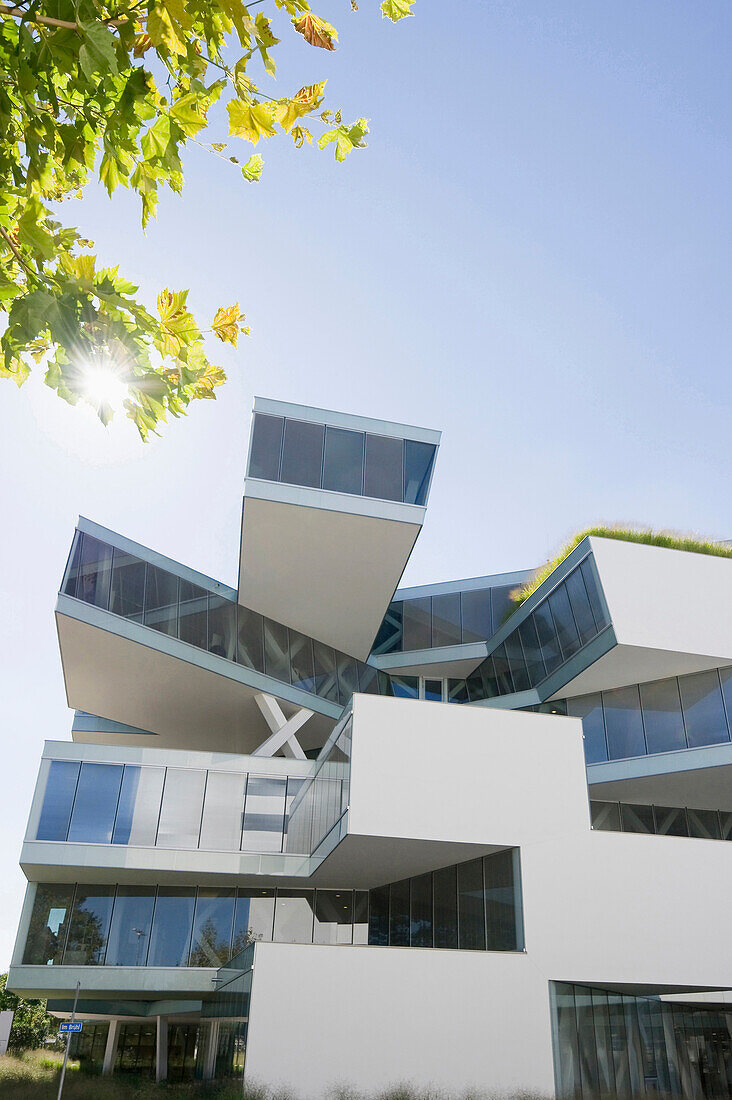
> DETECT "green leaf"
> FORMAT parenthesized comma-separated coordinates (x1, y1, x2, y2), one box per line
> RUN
(17, 198, 56, 260)
(241, 153, 263, 182)
(141, 115, 171, 160)
(380, 0, 415, 19)
(317, 118, 369, 161)
(77, 21, 119, 78)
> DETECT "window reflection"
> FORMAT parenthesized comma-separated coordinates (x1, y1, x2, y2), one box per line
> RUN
(105, 886, 155, 966)
(37, 760, 80, 842)
(273, 890, 315, 943)
(148, 887, 196, 967)
(64, 885, 115, 965)
(23, 883, 74, 965)
(189, 888, 235, 966)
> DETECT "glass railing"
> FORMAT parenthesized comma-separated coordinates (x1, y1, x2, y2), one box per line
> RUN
(35, 756, 345, 857)
(445, 554, 611, 703)
(591, 800, 732, 840)
(61, 528, 392, 710)
(286, 715, 352, 856)
(248, 412, 436, 506)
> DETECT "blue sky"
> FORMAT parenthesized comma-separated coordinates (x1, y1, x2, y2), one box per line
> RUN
(1, 0, 730, 965)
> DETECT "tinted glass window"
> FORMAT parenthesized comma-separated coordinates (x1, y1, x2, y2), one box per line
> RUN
(640, 679, 687, 754)
(533, 603, 562, 675)
(263, 618, 290, 683)
(322, 426, 364, 495)
(565, 568, 597, 645)
(484, 849, 520, 951)
(679, 670, 729, 748)
(23, 883, 74, 965)
(199, 771, 247, 851)
(391, 675, 419, 699)
(655, 806, 689, 837)
(109, 549, 146, 620)
(620, 803, 655, 833)
(567, 693, 607, 764)
(314, 890, 353, 945)
(312, 641, 339, 702)
(273, 890, 315, 943)
(590, 801, 621, 831)
(549, 584, 581, 660)
(518, 616, 546, 686)
(364, 434, 403, 502)
(402, 597, 431, 651)
(248, 414, 283, 480)
(687, 808, 721, 840)
(403, 440, 435, 505)
(178, 583, 208, 649)
(37, 760, 80, 841)
(148, 887, 196, 967)
(232, 889, 274, 952)
(504, 631, 530, 692)
(105, 886, 155, 966)
(143, 565, 178, 636)
(156, 769, 206, 848)
(457, 857, 485, 950)
(112, 765, 165, 846)
(373, 602, 403, 655)
(491, 585, 515, 632)
(189, 888, 235, 966)
(423, 678, 443, 701)
(580, 557, 609, 630)
(207, 596, 237, 660)
(431, 592, 461, 647)
(433, 864, 457, 949)
(720, 667, 732, 728)
(603, 685, 646, 759)
(67, 762, 123, 844)
(409, 872, 433, 947)
(75, 534, 113, 608)
(492, 643, 514, 695)
(237, 606, 264, 671)
(389, 879, 410, 946)
(63, 885, 115, 965)
(289, 629, 315, 693)
(353, 891, 369, 945)
(280, 419, 324, 489)
(460, 588, 492, 643)
(241, 776, 286, 852)
(368, 885, 389, 946)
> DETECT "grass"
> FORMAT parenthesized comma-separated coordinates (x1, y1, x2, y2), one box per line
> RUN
(509, 524, 732, 610)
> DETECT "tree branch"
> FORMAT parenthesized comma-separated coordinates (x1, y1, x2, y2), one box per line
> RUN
(0, 225, 32, 271)
(0, 4, 130, 29)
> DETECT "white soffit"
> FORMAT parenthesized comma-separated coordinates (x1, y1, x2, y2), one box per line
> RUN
(551, 643, 732, 701)
(238, 484, 423, 660)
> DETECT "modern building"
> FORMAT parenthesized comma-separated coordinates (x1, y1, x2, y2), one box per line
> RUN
(8, 397, 732, 1097)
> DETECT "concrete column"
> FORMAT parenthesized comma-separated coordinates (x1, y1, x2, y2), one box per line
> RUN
(102, 1019, 121, 1076)
(155, 1017, 168, 1083)
(203, 1020, 220, 1080)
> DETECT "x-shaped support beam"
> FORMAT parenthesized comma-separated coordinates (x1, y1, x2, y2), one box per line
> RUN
(252, 693, 312, 760)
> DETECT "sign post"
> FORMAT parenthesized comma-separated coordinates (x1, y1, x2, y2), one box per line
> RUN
(56, 981, 80, 1100)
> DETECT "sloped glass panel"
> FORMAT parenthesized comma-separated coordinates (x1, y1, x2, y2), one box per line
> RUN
(67, 762, 123, 844)
(403, 440, 435, 505)
(248, 414, 283, 480)
(491, 585, 515, 632)
(280, 419, 324, 489)
(364, 434, 403, 502)
(109, 549, 146, 620)
(505, 631, 530, 692)
(533, 603, 562, 675)
(518, 615, 546, 687)
(263, 618, 290, 683)
(143, 565, 178, 636)
(236, 606, 264, 671)
(37, 760, 80, 841)
(207, 597, 237, 660)
(549, 584, 581, 660)
(565, 567, 596, 645)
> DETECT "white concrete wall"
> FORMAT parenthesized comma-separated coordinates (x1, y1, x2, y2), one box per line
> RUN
(245, 942, 556, 1098)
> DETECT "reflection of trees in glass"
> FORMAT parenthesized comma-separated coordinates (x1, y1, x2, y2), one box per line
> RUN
(23, 889, 72, 965)
(230, 927, 260, 959)
(63, 903, 105, 965)
(190, 918, 230, 968)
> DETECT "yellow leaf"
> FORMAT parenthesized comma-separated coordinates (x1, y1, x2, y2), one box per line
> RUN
(291, 124, 313, 148)
(227, 99, 276, 145)
(292, 12, 337, 50)
(380, 0, 415, 19)
(132, 32, 153, 56)
(192, 360, 227, 397)
(212, 303, 245, 346)
(211, 142, 227, 152)
(157, 287, 199, 356)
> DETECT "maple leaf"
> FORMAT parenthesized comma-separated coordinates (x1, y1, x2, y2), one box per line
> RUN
(381, 0, 415, 18)
(157, 288, 199, 356)
(212, 303, 246, 345)
(292, 13, 337, 50)
(227, 99, 276, 145)
(241, 154, 263, 182)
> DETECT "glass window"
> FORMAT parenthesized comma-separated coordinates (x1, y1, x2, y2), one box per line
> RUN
(189, 888, 235, 966)
(109, 549, 146, 620)
(322, 426, 364, 495)
(448, 679, 469, 703)
(273, 890, 315, 943)
(263, 618, 290, 683)
(23, 883, 74, 965)
(148, 887, 196, 967)
(491, 585, 516, 632)
(178, 582, 208, 649)
(457, 858, 485, 950)
(603, 685, 646, 759)
(232, 889, 274, 952)
(687, 807, 721, 840)
(37, 760, 80, 841)
(431, 592, 461, 648)
(207, 596, 237, 660)
(409, 872, 433, 947)
(289, 629, 315, 693)
(389, 879, 410, 947)
(72, 534, 113, 609)
(590, 801, 621, 831)
(237, 606, 264, 672)
(639, 679, 687, 755)
(143, 565, 178, 637)
(391, 675, 419, 699)
(280, 419, 324, 489)
(679, 670, 729, 748)
(720, 811, 732, 842)
(567, 693, 607, 764)
(336, 654, 359, 704)
(372, 603, 403, 655)
(403, 441, 435, 505)
(312, 641, 339, 702)
(720, 667, 732, 729)
(492, 643, 514, 695)
(67, 762, 123, 844)
(248, 413, 283, 481)
(314, 890, 353, 945)
(460, 588, 492, 643)
(353, 891, 369, 945)
(156, 769, 206, 849)
(580, 557, 610, 631)
(423, 678, 443, 702)
(63, 885, 115, 965)
(241, 776, 286, 852)
(518, 616, 546, 687)
(549, 584, 581, 661)
(105, 886, 155, 966)
(199, 771, 247, 851)
(402, 597, 431, 651)
(620, 803, 655, 833)
(368, 885, 389, 946)
(433, 864, 457, 949)
(565, 567, 597, 646)
(533, 602, 562, 675)
(484, 849, 520, 951)
(504, 631, 530, 692)
(654, 806, 689, 837)
(112, 766, 165, 846)
(364, 434, 403, 502)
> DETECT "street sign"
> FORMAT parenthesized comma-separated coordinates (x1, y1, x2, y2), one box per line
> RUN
(59, 1022, 82, 1033)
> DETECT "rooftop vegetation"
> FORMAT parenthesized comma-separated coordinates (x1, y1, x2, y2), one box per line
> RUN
(510, 525, 732, 609)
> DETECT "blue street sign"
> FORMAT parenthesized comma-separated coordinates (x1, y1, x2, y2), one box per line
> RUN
(59, 1022, 82, 1033)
